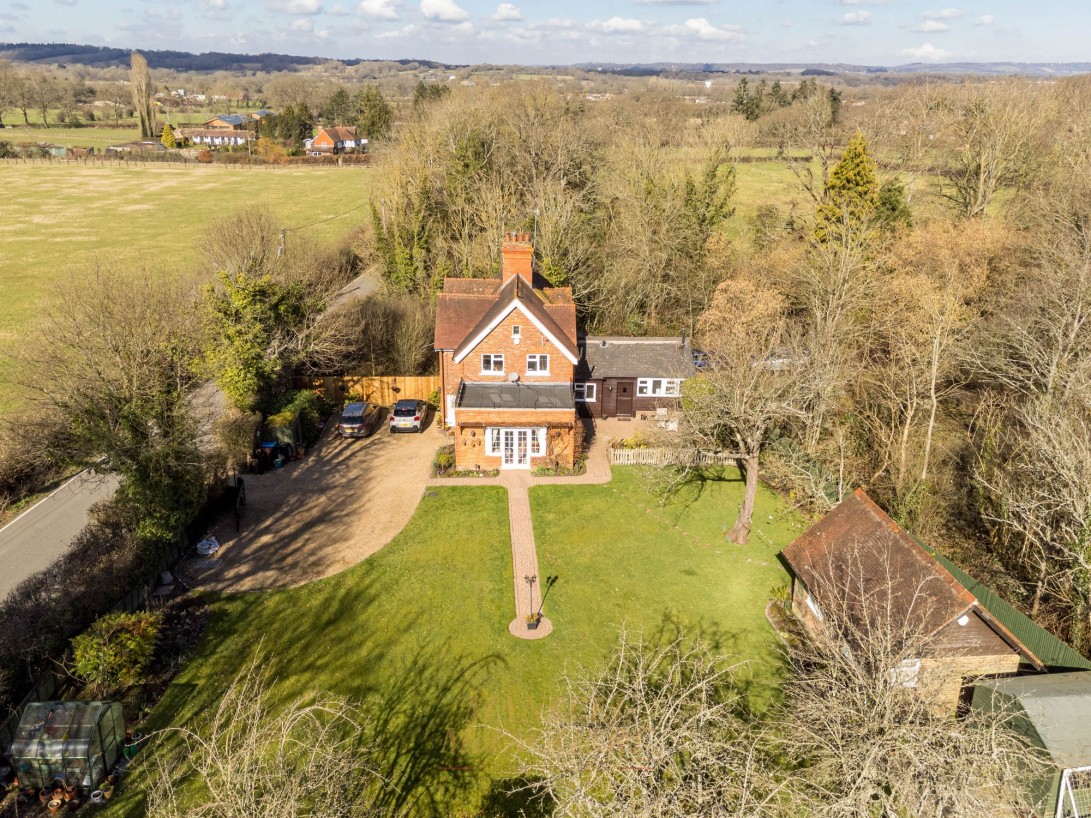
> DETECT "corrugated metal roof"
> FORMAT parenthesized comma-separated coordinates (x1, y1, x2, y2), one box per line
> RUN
(979, 672, 1091, 768)
(925, 545, 1091, 673)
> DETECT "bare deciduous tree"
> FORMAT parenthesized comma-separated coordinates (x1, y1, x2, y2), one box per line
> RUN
(130, 51, 156, 139)
(146, 657, 382, 818)
(510, 629, 783, 818)
(671, 275, 808, 544)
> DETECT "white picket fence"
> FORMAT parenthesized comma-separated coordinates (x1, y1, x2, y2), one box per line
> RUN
(608, 448, 739, 466)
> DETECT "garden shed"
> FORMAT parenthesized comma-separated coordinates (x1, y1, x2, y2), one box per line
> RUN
(9, 701, 124, 791)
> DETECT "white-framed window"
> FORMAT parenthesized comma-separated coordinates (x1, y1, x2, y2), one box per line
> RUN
(481, 353, 505, 374)
(637, 378, 683, 397)
(574, 382, 597, 402)
(512, 324, 521, 343)
(526, 354, 550, 374)
(484, 427, 547, 457)
(804, 591, 825, 621)
(890, 658, 922, 688)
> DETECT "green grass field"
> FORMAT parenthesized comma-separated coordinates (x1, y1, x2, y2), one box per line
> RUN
(106, 469, 803, 817)
(0, 163, 373, 410)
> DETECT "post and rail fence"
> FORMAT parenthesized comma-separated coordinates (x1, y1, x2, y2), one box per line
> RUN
(608, 447, 740, 467)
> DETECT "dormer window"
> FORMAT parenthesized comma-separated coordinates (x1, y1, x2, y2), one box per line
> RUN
(512, 325, 521, 344)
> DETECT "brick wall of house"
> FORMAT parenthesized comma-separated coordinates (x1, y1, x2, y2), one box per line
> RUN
(919, 652, 1021, 714)
(445, 310, 575, 393)
(453, 408, 579, 470)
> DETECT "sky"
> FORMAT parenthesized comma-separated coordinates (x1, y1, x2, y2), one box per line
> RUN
(1, 0, 1086, 67)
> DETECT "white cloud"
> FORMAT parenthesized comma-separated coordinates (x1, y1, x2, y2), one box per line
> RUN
(542, 17, 576, 28)
(420, 0, 468, 21)
(329, 3, 348, 13)
(840, 11, 871, 24)
(268, 0, 321, 13)
(377, 22, 418, 37)
(668, 17, 742, 41)
(291, 17, 313, 30)
(901, 42, 952, 60)
(633, 0, 716, 4)
(200, 0, 228, 8)
(917, 19, 948, 31)
(590, 16, 646, 33)
(357, 0, 398, 19)
(492, 3, 521, 21)
(924, 7, 963, 18)
(977, 14, 994, 25)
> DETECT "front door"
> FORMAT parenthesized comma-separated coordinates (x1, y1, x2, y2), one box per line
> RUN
(616, 380, 635, 417)
(502, 429, 531, 468)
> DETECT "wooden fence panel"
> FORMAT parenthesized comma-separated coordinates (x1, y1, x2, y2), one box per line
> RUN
(609, 448, 738, 466)
(299, 375, 441, 407)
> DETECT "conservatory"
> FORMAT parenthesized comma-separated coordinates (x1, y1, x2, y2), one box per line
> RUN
(9, 701, 125, 791)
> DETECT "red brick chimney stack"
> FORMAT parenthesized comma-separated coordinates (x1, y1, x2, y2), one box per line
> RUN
(500, 231, 533, 286)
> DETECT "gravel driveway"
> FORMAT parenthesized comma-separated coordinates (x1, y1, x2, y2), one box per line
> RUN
(182, 416, 442, 593)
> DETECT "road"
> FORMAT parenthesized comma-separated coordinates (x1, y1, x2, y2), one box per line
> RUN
(0, 469, 120, 599)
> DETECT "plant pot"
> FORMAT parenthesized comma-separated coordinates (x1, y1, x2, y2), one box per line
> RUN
(90, 790, 104, 804)
(526, 617, 540, 631)
(68, 798, 81, 810)
(64, 785, 77, 801)
(40, 788, 51, 805)
(48, 799, 63, 813)
(102, 786, 115, 800)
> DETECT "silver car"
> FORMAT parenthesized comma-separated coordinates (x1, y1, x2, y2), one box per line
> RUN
(389, 399, 428, 433)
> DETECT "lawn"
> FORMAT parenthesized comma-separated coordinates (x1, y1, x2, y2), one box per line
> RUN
(0, 162, 374, 412)
(107, 470, 805, 817)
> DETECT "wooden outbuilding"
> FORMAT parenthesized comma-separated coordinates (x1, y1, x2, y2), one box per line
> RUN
(780, 489, 1042, 713)
(574, 336, 695, 420)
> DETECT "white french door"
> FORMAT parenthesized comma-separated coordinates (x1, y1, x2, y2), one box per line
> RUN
(502, 429, 531, 468)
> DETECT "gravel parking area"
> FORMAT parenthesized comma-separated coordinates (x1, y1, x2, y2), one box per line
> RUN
(182, 415, 442, 593)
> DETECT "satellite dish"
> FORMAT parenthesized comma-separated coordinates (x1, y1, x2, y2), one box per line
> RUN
(509, 372, 520, 382)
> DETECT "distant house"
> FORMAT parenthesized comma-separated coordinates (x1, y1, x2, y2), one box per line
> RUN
(305, 126, 364, 156)
(203, 113, 252, 130)
(780, 489, 1043, 713)
(974, 672, 1091, 817)
(186, 129, 252, 147)
(575, 336, 694, 420)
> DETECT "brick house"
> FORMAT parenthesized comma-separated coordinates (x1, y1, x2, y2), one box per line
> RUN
(434, 233, 580, 471)
(305, 126, 365, 156)
(779, 489, 1042, 713)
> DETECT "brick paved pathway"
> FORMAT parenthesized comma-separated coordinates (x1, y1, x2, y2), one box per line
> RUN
(429, 420, 617, 640)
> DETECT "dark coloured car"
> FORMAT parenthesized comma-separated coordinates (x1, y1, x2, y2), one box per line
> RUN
(389, 399, 428, 433)
(336, 402, 382, 438)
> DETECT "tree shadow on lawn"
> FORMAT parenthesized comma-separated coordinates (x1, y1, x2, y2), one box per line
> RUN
(638, 464, 743, 526)
(118, 561, 509, 817)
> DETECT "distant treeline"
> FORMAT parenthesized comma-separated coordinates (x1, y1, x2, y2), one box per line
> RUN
(0, 42, 454, 73)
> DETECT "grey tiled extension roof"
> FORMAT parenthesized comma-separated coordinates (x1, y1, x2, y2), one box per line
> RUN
(979, 672, 1091, 768)
(577, 336, 694, 380)
(458, 382, 574, 410)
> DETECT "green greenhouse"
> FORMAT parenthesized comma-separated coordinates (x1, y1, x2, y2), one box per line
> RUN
(10, 701, 125, 791)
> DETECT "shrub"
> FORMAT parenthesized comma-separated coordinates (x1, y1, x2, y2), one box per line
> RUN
(71, 610, 163, 697)
(268, 390, 331, 447)
(432, 445, 455, 476)
(426, 388, 441, 408)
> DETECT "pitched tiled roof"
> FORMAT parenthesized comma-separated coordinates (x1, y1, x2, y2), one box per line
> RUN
(317, 125, 358, 143)
(577, 336, 695, 380)
(434, 276, 577, 358)
(781, 490, 979, 643)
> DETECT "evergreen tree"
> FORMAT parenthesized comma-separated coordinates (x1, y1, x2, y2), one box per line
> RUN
(160, 122, 176, 150)
(770, 80, 790, 108)
(827, 87, 844, 126)
(355, 86, 393, 140)
(814, 131, 879, 243)
(412, 80, 450, 111)
(322, 87, 355, 126)
(875, 178, 913, 232)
